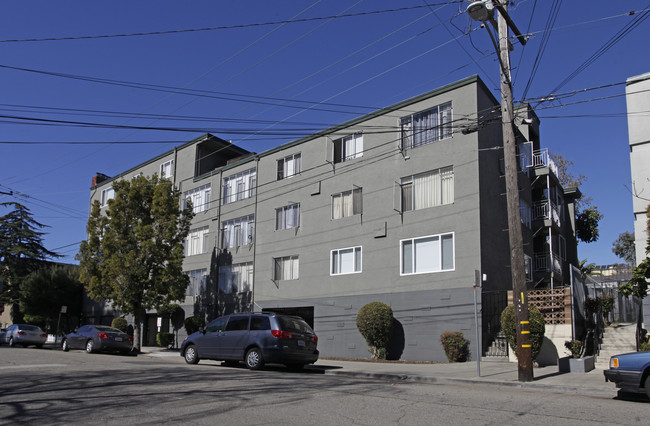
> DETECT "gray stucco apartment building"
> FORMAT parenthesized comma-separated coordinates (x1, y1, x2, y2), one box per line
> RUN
(87, 75, 580, 362)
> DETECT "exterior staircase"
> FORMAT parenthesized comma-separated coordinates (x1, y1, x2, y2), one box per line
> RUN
(595, 323, 637, 369)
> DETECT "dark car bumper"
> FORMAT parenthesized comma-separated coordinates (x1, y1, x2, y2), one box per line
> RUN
(262, 346, 319, 365)
(97, 340, 133, 352)
(604, 369, 643, 393)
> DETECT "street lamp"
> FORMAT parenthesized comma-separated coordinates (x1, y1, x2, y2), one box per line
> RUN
(466, 1, 494, 22)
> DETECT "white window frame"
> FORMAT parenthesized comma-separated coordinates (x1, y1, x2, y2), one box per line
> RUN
(400, 232, 455, 275)
(275, 204, 300, 230)
(331, 187, 362, 219)
(183, 184, 211, 213)
(558, 235, 566, 260)
(185, 226, 210, 257)
(333, 132, 363, 164)
(330, 246, 362, 276)
(400, 167, 454, 212)
(160, 160, 174, 180)
(221, 215, 255, 249)
(273, 255, 299, 281)
(218, 262, 253, 294)
(185, 268, 208, 297)
(100, 187, 114, 207)
(276, 153, 301, 180)
(223, 168, 256, 205)
(400, 102, 452, 150)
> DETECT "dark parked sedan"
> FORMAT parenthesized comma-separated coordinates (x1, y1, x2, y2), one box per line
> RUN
(604, 351, 650, 397)
(0, 324, 47, 348)
(180, 312, 319, 370)
(62, 325, 133, 354)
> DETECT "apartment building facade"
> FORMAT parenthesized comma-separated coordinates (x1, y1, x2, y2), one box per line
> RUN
(87, 75, 580, 361)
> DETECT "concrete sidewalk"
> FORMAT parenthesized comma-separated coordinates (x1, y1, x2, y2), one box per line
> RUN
(141, 346, 616, 397)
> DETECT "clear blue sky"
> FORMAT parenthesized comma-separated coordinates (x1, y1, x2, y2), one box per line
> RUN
(0, 1, 648, 265)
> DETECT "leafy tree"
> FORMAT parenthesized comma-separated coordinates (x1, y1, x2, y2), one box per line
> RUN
(577, 259, 598, 279)
(619, 206, 650, 349)
(620, 205, 650, 300)
(0, 201, 60, 322)
(612, 231, 636, 266)
(551, 153, 603, 243)
(19, 265, 83, 331)
(76, 175, 193, 351)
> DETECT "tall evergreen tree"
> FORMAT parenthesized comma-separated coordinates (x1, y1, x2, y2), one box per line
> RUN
(76, 175, 193, 351)
(0, 201, 60, 322)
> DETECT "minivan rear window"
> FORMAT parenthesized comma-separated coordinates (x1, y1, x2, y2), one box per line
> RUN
(277, 316, 314, 334)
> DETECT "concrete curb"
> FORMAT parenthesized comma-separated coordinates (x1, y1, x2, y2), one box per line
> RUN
(313, 368, 617, 397)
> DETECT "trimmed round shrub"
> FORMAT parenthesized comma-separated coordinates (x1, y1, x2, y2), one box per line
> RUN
(184, 316, 205, 335)
(440, 331, 469, 362)
(356, 302, 393, 360)
(156, 332, 174, 348)
(500, 304, 546, 360)
(111, 317, 128, 333)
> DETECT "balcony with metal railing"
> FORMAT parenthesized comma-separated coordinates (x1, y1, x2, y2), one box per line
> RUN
(531, 148, 558, 176)
(534, 251, 563, 278)
(532, 200, 561, 227)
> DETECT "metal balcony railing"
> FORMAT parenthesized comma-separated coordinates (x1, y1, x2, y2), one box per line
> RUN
(532, 149, 558, 176)
(532, 200, 561, 227)
(534, 252, 563, 277)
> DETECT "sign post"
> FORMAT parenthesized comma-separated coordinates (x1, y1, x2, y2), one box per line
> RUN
(55, 306, 67, 345)
(474, 270, 481, 377)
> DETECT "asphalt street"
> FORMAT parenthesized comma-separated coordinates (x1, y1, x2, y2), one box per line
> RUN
(1, 346, 648, 425)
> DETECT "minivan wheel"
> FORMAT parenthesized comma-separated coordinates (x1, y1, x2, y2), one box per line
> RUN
(184, 344, 199, 364)
(245, 347, 264, 370)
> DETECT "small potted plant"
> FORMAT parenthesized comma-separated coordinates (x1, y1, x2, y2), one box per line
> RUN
(558, 339, 595, 373)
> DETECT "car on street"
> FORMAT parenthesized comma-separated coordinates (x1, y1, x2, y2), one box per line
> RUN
(180, 312, 319, 370)
(0, 324, 47, 348)
(62, 325, 133, 354)
(604, 350, 650, 397)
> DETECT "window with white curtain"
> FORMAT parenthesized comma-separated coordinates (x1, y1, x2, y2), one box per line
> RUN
(400, 102, 452, 150)
(333, 133, 363, 163)
(276, 204, 300, 230)
(331, 187, 362, 219)
(185, 268, 208, 297)
(331, 246, 362, 275)
(185, 226, 210, 256)
(277, 153, 301, 180)
(273, 256, 299, 281)
(183, 184, 211, 213)
(223, 168, 256, 205)
(401, 233, 454, 275)
(218, 262, 253, 294)
(160, 160, 174, 179)
(100, 187, 114, 207)
(401, 167, 454, 212)
(221, 215, 255, 249)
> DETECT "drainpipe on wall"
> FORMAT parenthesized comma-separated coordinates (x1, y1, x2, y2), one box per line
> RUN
(547, 174, 554, 290)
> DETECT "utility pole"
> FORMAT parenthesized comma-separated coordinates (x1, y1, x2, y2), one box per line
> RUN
(466, 0, 533, 381)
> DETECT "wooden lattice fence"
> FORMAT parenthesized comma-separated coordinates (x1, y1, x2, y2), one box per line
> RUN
(508, 287, 572, 325)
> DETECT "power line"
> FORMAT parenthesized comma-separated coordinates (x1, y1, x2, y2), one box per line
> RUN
(0, 4, 461, 43)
